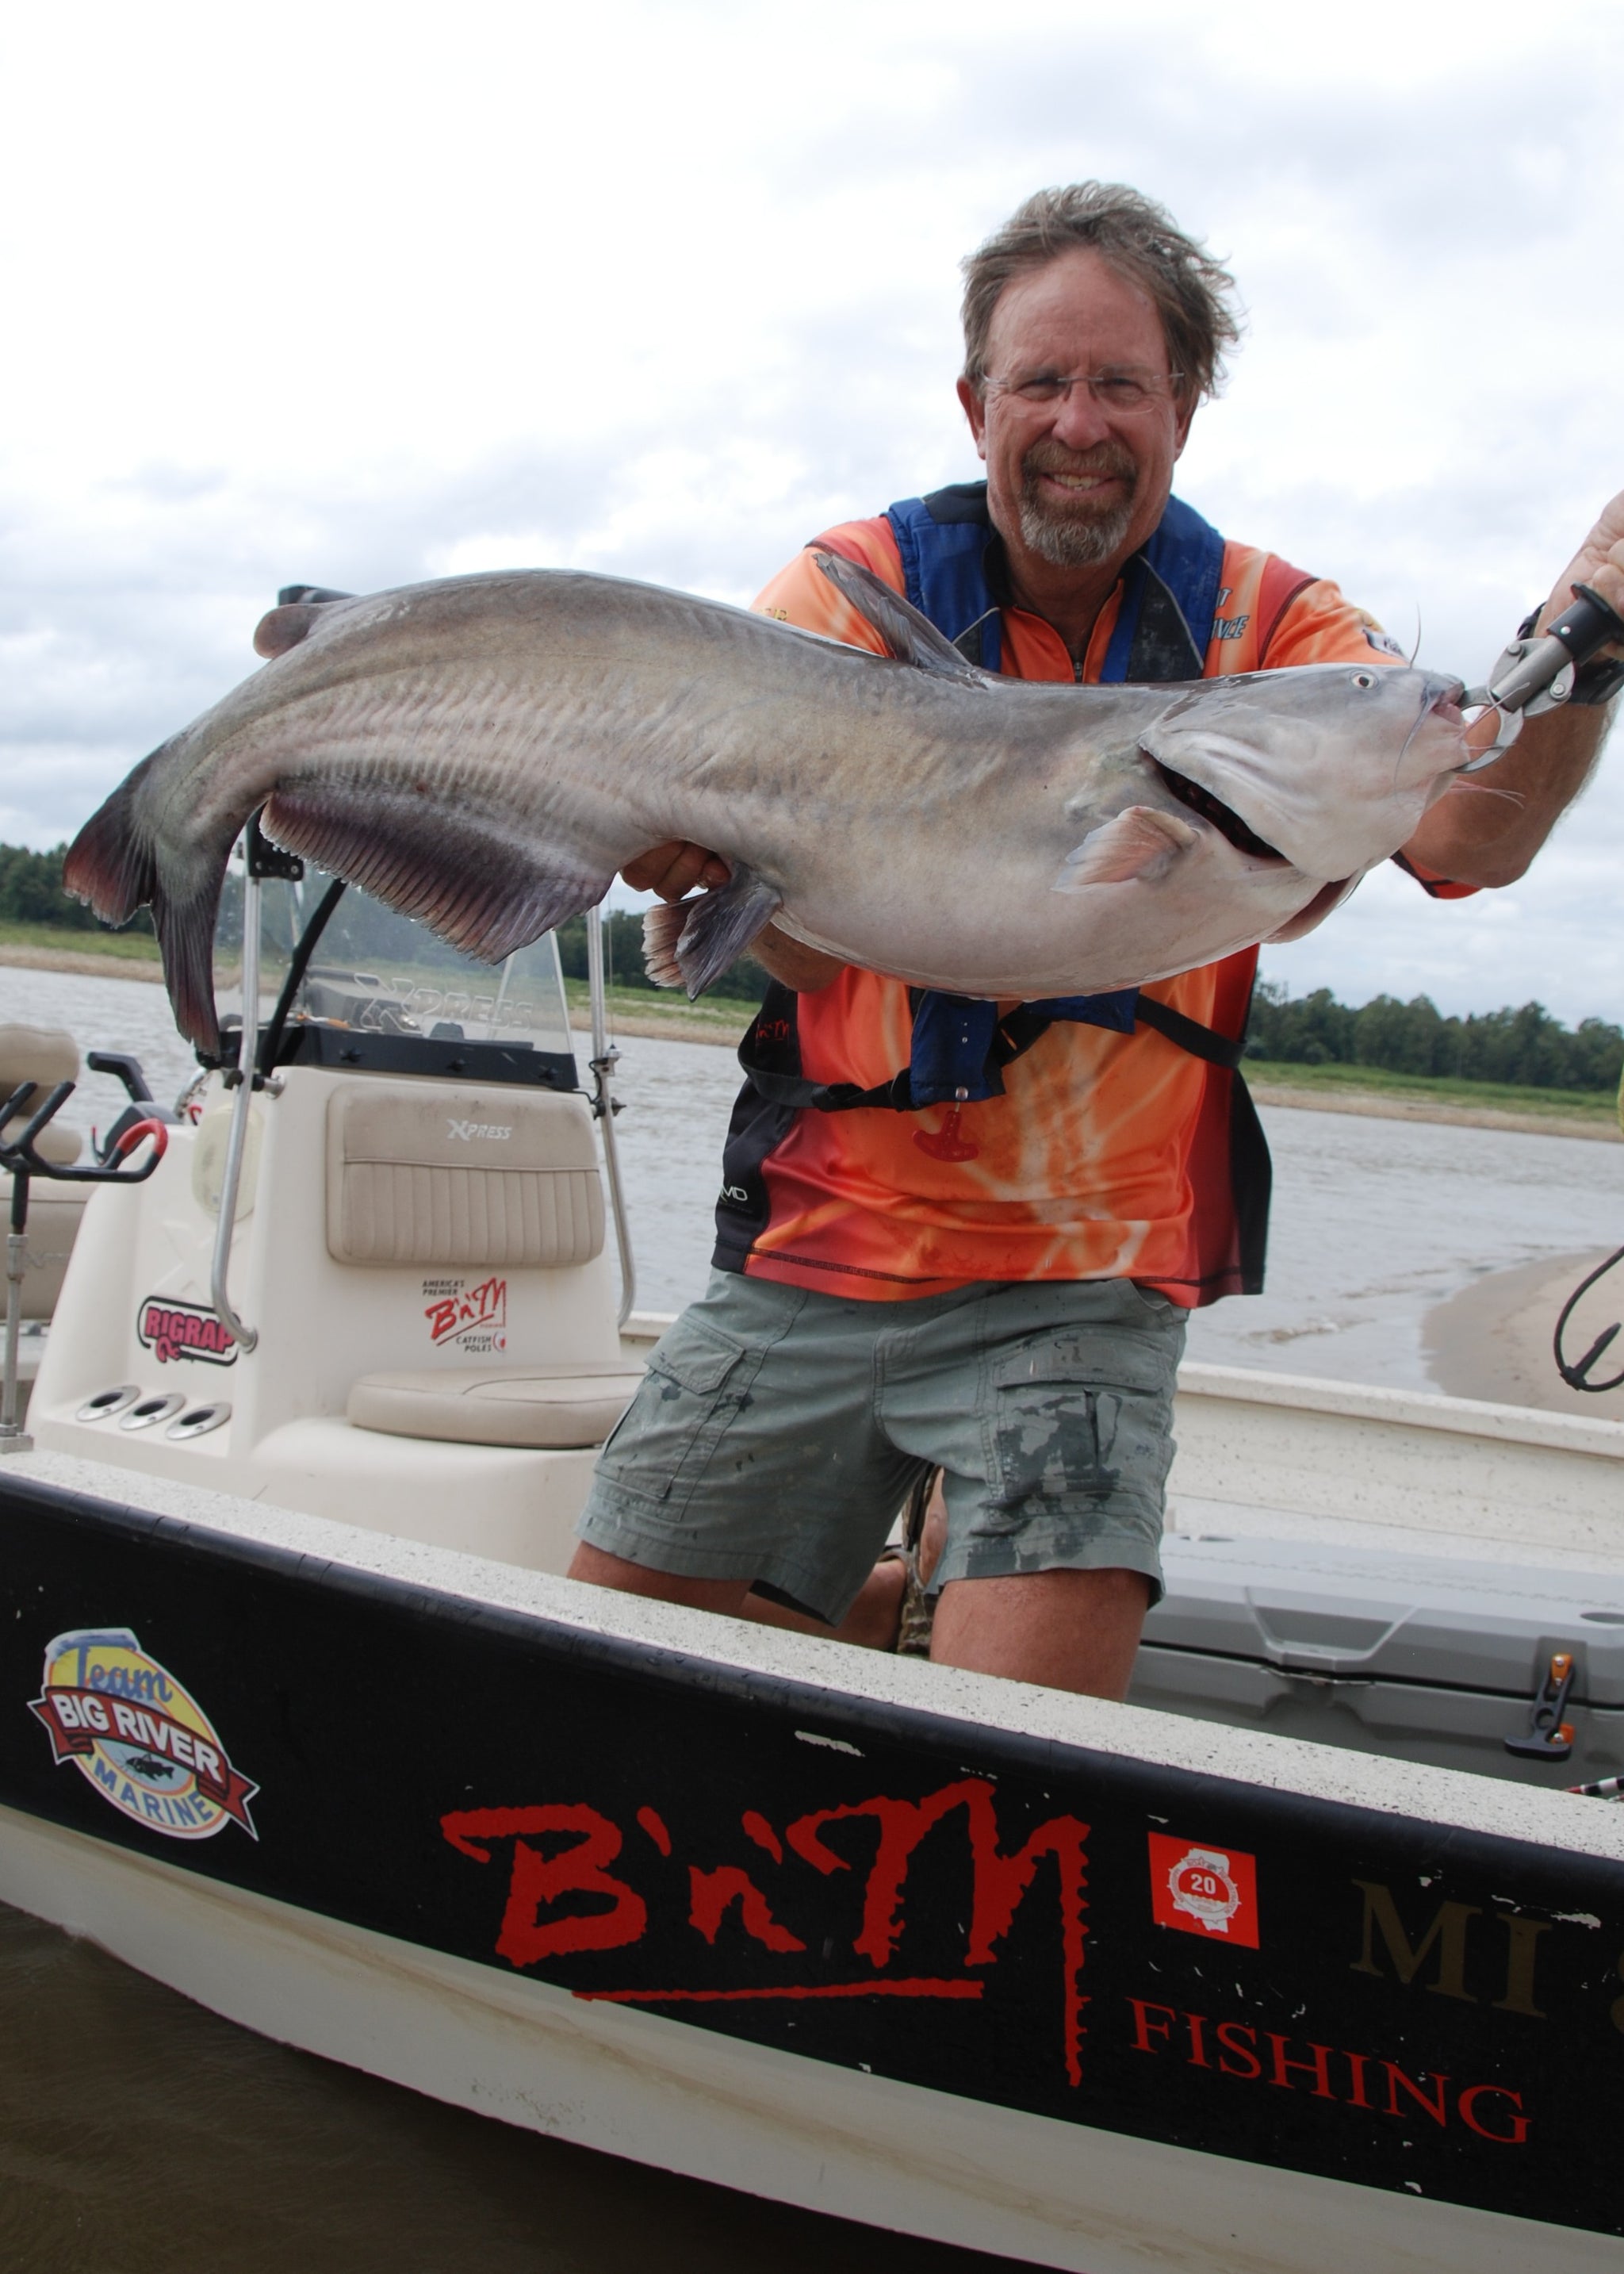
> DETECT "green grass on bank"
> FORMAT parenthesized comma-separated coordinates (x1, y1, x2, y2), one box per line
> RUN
(6, 922, 1618, 1119)
(1244, 1056, 1618, 1122)
(0, 918, 160, 963)
(561, 976, 756, 1034)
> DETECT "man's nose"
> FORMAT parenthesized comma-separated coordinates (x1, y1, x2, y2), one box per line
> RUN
(1047, 381, 1116, 451)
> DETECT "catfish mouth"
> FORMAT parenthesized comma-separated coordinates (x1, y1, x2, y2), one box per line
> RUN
(1152, 761, 1287, 863)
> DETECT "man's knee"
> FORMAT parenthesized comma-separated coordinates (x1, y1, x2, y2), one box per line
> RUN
(566, 1541, 753, 1616)
(929, 1563, 1151, 1699)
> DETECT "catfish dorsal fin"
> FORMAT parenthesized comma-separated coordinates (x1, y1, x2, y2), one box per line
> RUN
(811, 551, 990, 685)
(253, 585, 357, 659)
(254, 604, 326, 658)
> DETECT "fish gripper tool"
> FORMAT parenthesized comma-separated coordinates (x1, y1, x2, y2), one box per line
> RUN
(1459, 581, 1624, 765)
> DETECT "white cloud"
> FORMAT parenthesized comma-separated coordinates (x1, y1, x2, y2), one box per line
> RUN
(3, 0, 1622, 1018)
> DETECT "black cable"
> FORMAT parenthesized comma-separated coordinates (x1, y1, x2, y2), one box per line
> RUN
(1553, 1244, 1624, 1393)
(255, 877, 348, 1079)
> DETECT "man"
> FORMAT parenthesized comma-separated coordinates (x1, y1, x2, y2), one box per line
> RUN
(568, 182, 1624, 1697)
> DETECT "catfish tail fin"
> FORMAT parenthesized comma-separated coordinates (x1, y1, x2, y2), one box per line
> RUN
(64, 742, 229, 1055)
(62, 746, 164, 928)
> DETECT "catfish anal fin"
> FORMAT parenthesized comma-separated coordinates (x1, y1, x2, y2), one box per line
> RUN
(812, 552, 990, 686)
(263, 780, 611, 964)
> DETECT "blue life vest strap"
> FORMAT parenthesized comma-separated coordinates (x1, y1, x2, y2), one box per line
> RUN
(868, 484, 1229, 1100)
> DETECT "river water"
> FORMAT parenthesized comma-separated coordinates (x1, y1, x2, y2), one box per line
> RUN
(5, 962, 1624, 2268)
(12, 962, 1618, 1387)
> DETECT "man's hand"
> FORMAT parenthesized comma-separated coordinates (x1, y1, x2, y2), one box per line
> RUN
(1401, 488, 1623, 888)
(1539, 489, 1624, 645)
(621, 840, 731, 900)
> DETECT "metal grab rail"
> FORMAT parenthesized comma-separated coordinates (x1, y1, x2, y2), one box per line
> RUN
(585, 905, 636, 1330)
(210, 864, 262, 1354)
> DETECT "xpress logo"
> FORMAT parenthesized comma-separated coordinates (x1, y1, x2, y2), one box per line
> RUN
(447, 1119, 513, 1142)
(29, 1628, 259, 1841)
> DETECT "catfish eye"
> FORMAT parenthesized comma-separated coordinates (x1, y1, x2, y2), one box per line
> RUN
(1351, 670, 1375, 689)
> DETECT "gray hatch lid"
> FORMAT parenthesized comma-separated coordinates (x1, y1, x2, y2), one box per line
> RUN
(1147, 1536, 1624, 1703)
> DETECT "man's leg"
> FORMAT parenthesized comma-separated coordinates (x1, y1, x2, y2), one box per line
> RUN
(567, 1538, 910, 1650)
(883, 1279, 1182, 1701)
(565, 1540, 753, 1615)
(929, 1566, 1151, 1698)
(571, 1272, 927, 1628)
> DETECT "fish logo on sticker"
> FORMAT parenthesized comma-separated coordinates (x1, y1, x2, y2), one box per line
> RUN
(1147, 1833, 1258, 1946)
(29, 1628, 259, 1841)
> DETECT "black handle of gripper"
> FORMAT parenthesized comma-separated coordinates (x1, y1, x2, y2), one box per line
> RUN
(1549, 583, 1624, 666)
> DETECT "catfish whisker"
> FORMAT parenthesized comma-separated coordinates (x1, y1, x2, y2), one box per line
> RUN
(1445, 777, 1525, 809)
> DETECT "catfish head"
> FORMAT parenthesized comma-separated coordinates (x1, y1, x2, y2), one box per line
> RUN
(1137, 662, 1469, 881)
(1055, 661, 1470, 953)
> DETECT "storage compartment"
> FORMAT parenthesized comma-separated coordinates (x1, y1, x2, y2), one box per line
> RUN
(1132, 1535, 1624, 1785)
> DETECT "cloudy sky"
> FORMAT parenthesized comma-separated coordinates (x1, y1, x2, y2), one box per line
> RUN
(3, 0, 1621, 1020)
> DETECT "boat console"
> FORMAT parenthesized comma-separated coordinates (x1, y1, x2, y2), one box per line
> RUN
(21, 836, 645, 1570)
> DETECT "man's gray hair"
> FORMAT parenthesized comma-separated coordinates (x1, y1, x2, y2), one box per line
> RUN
(961, 183, 1241, 407)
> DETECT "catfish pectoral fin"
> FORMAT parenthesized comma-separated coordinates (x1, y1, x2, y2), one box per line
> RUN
(1053, 806, 1198, 892)
(262, 780, 611, 964)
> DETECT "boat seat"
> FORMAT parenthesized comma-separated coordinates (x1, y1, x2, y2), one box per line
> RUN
(347, 1362, 645, 1450)
(0, 1185, 91, 1320)
(327, 1081, 603, 1268)
(0, 1022, 83, 1168)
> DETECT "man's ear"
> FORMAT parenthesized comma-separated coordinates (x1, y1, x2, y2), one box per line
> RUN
(1172, 394, 1197, 462)
(956, 374, 989, 461)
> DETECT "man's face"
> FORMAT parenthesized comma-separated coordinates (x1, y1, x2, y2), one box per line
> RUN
(957, 246, 1194, 574)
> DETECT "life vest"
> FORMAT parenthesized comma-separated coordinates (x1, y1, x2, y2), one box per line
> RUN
(722, 485, 1273, 1297)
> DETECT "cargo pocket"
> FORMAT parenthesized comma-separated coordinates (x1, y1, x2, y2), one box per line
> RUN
(983, 1327, 1176, 1531)
(595, 1315, 748, 1513)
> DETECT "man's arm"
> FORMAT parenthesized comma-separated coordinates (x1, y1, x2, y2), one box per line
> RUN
(1400, 493, 1624, 888)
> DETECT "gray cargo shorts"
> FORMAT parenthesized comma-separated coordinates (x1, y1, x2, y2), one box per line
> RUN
(576, 1271, 1185, 1627)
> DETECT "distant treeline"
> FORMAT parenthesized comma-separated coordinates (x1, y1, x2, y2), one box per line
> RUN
(0, 840, 152, 932)
(8, 841, 1616, 1083)
(1248, 982, 1624, 1092)
(553, 910, 769, 1003)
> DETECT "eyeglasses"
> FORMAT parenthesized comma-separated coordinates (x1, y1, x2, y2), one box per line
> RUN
(983, 368, 1182, 416)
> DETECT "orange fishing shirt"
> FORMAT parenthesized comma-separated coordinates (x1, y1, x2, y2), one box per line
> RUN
(724, 516, 1454, 1306)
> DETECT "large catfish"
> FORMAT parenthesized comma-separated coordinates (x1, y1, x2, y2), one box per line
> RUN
(66, 554, 1471, 1053)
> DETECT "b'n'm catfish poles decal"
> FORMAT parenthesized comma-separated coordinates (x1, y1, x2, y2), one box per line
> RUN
(29, 1628, 259, 1839)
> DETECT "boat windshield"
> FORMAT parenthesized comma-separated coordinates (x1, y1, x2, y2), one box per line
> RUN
(213, 848, 574, 1064)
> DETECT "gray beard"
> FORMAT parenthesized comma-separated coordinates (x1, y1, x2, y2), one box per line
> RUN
(1015, 483, 1137, 568)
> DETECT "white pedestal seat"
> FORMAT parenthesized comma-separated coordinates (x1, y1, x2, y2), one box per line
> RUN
(347, 1361, 645, 1450)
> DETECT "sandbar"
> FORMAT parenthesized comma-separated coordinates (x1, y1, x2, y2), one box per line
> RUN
(1425, 1249, 1624, 1420)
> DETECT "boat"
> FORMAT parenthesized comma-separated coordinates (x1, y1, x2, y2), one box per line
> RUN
(4, 831, 1624, 2273)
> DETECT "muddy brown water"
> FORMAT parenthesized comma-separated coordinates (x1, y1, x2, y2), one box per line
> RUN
(0, 1900, 1027, 2272)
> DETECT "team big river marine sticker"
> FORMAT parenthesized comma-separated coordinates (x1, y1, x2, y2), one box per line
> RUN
(29, 1628, 259, 1839)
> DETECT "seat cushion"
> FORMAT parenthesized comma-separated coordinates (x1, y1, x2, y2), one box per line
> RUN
(327, 1082, 604, 1269)
(0, 1179, 90, 1318)
(347, 1362, 645, 1450)
(0, 1023, 83, 1166)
